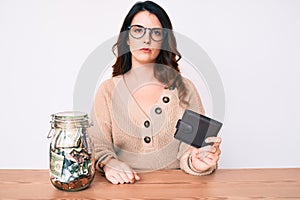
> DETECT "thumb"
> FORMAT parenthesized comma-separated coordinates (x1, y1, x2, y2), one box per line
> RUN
(133, 171, 140, 180)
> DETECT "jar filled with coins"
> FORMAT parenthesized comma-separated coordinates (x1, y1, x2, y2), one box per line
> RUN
(47, 111, 95, 191)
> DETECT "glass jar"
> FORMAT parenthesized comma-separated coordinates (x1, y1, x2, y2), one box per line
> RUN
(47, 111, 95, 191)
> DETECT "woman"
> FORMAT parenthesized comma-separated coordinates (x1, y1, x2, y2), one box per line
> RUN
(90, 1, 222, 184)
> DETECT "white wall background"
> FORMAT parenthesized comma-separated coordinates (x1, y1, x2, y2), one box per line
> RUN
(1, 0, 299, 169)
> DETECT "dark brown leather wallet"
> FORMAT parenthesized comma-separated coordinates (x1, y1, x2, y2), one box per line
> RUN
(174, 109, 223, 148)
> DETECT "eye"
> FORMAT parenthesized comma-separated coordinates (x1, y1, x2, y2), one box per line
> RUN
(134, 28, 143, 33)
(153, 29, 163, 36)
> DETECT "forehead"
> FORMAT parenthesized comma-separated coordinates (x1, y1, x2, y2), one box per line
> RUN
(131, 11, 162, 28)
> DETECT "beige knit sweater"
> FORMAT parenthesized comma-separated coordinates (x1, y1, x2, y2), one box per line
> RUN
(89, 75, 216, 176)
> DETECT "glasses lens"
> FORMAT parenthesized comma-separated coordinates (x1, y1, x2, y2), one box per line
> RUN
(151, 28, 164, 41)
(130, 25, 145, 39)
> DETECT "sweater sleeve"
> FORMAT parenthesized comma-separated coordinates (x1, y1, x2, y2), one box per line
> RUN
(89, 80, 117, 172)
(177, 78, 217, 176)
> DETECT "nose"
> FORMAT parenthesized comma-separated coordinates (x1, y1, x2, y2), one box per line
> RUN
(143, 28, 151, 44)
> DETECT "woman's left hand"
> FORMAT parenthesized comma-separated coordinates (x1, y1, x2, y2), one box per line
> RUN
(190, 137, 222, 172)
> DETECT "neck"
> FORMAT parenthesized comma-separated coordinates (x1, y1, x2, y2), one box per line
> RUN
(124, 64, 159, 92)
(128, 64, 154, 81)
(131, 58, 155, 69)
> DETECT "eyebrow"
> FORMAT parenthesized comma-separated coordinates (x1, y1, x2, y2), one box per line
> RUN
(130, 24, 163, 29)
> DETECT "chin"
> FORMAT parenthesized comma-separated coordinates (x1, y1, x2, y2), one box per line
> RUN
(132, 55, 157, 65)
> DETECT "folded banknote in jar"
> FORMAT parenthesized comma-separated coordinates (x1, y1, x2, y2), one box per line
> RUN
(174, 109, 223, 148)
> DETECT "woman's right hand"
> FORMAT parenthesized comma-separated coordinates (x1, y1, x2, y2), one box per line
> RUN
(103, 159, 140, 184)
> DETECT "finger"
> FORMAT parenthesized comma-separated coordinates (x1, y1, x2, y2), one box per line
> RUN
(195, 145, 212, 159)
(200, 152, 220, 164)
(118, 171, 131, 183)
(193, 144, 219, 159)
(192, 145, 212, 157)
(205, 137, 222, 144)
(114, 173, 126, 184)
(209, 143, 221, 155)
(106, 175, 120, 185)
(213, 141, 221, 149)
(202, 156, 217, 167)
(121, 165, 134, 180)
(192, 150, 209, 161)
(125, 170, 135, 183)
(214, 138, 222, 148)
(214, 148, 221, 156)
(200, 145, 213, 152)
(133, 171, 140, 181)
(197, 151, 213, 160)
(207, 152, 218, 160)
(120, 163, 135, 183)
(209, 146, 217, 153)
(193, 156, 210, 168)
(209, 146, 221, 155)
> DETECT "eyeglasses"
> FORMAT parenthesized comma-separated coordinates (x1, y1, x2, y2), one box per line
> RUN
(128, 25, 166, 42)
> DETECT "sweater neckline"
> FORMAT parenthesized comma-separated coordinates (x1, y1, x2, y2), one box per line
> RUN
(121, 75, 168, 119)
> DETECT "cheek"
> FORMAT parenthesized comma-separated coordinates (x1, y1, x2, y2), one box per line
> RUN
(151, 42, 162, 56)
(128, 38, 143, 52)
(151, 41, 162, 49)
(152, 49, 161, 58)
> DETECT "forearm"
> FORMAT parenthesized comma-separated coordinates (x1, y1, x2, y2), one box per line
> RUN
(89, 114, 117, 172)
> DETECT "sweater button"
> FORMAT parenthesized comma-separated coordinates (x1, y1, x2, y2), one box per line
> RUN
(162, 96, 170, 103)
(144, 120, 150, 128)
(155, 107, 162, 114)
(144, 136, 151, 143)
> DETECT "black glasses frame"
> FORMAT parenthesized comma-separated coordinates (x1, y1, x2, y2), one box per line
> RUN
(127, 25, 167, 42)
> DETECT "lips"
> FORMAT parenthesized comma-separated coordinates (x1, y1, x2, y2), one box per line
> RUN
(140, 48, 151, 53)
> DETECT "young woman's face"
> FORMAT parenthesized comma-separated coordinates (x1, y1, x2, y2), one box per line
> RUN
(128, 11, 163, 67)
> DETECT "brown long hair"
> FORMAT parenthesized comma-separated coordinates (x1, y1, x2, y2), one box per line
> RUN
(112, 1, 188, 106)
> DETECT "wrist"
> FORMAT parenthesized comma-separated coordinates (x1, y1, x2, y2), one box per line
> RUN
(96, 157, 114, 173)
(98, 162, 105, 170)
